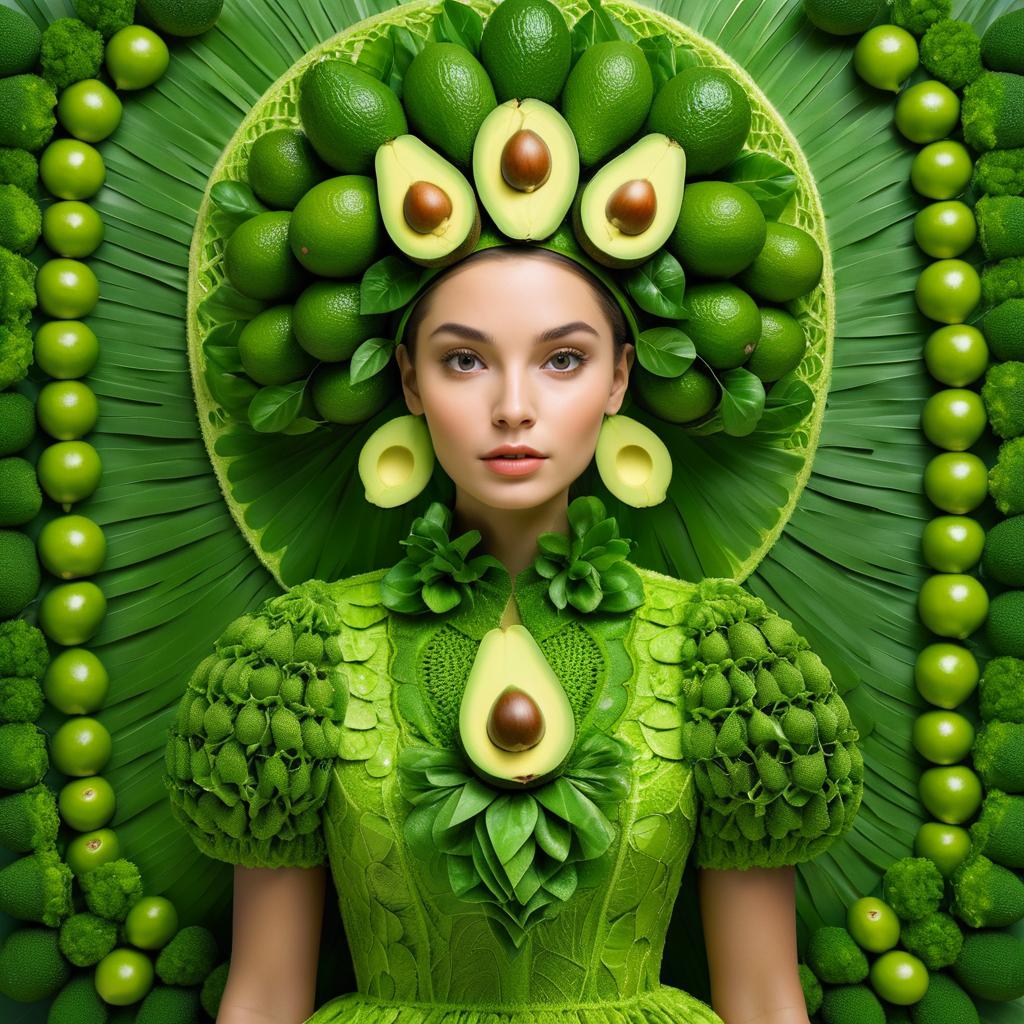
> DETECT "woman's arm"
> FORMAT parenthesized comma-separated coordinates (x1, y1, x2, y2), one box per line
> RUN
(698, 865, 810, 1024)
(217, 864, 327, 1024)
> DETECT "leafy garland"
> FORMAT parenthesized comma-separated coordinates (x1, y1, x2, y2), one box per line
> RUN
(396, 728, 634, 946)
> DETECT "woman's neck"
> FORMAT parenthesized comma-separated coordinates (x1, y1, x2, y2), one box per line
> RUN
(451, 489, 571, 582)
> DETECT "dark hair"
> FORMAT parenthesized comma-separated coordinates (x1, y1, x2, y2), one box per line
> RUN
(401, 246, 629, 361)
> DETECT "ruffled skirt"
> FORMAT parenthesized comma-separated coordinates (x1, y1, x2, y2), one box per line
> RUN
(304, 985, 726, 1024)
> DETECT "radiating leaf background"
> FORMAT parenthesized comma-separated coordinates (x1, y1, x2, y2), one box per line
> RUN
(1, 0, 1020, 1021)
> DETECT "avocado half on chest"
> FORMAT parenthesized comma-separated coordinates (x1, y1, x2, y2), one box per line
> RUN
(458, 597, 575, 790)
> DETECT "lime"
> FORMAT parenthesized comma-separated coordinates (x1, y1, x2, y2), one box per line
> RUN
(105, 26, 169, 90)
(223, 211, 305, 302)
(917, 573, 989, 638)
(39, 139, 105, 200)
(669, 181, 766, 277)
(39, 580, 107, 645)
(914, 642, 978, 708)
(895, 81, 960, 144)
(923, 452, 988, 513)
(36, 440, 103, 506)
(66, 828, 121, 875)
(804, 0, 881, 35)
(290, 175, 383, 277)
(913, 821, 972, 877)
(684, 282, 762, 369)
(58, 775, 116, 831)
(911, 141, 973, 200)
(746, 308, 806, 381)
(50, 715, 113, 776)
(920, 388, 986, 451)
(124, 897, 178, 951)
(869, 951, 929, 1005)
(853, 25, 919, 91)
(35, 258, 100, 319)
(912, 709, 975, 765)
(310, 362, 398, 424)
(644, 66, 751, 176)
(57, 79, 123, 143)
(36, 380, 99, 440)
(38, 514, 107, 578)
(95, 948, 154, 1005)
(919, 765, 983, 824)
(914, 202, 976, 259)
(923, 325, 988, 386)
(43, 647, 110, 714)
(846, 896, 900, 953)
(237, 306, 316, 386)
(632, 363, 719, 423)
(248, 128, 325, 209)
(293, 280, 387, 362)
(915, 260, 980, 324)
(42, 200, 105, 259)
(736, 222, 822, 302)
(921, 516, 985, 572)
(34, 320, 100, 379)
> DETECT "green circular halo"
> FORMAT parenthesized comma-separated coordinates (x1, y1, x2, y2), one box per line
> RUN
(187, 0, 834, 589)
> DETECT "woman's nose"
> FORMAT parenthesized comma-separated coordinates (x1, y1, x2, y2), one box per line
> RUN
(491, 367, 536, 428)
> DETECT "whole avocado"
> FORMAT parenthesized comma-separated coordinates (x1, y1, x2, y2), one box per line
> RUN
(137, 0, 224, 36)
(479, 0, 572, 103)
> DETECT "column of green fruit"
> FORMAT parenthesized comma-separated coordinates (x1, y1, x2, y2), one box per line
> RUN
(0, 3, 229, 1020)
(792, 2, 1024, 1021)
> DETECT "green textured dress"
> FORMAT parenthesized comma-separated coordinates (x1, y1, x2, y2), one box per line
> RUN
(163, 524, 865, 1024)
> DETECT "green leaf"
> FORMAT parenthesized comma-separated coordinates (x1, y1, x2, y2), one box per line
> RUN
(486, 794, 539, 864)
(567, 495, 605, 539)
(210, 180, 267, 222)
(360, 254, 429, 314)
(354, 33, 394, 81)
(350, 336, 395, 384)
(387, 23, 432, 96)
(723, 152, 798, 221)
(638, 34, 699, 88)
(247, 380, 307, 433)
(719, 368, 766, 437)
(755, 378, 814, 435)
(204, 364, 259, 417)
(435, 0, 483, 53)
(533, 808, 572, 861)
(537, 532, 571, 558)
(636, 327, 696, 377)
(626, 251, 687, 319)
(535, 779, 613, 859)
(198, 282, 265, 324)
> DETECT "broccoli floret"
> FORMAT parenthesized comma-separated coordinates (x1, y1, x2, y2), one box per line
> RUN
(976, 195, 1024, 261)
(0, 74, 56, 153)
(0, 184, 41, 255)
(899, 910, 963, 968)
(887, 0, 952, 36)
(977, 656, 1024, 720)
(154, 924, 219, 985)
(201, 960, 230, 1019)
(972, 719, 1024, 789)
(79, 858, 143, 922)
(951, 850, 1024, 927)
(971, 147, 1024, 197)
(39, 18, 104, 90)
(73, 0, 136, 38)
(57, 910, 117, 967)
(970, 788, 1024, 868)
(0, 784, 59, 853)
(0, 846, 73, 926)
(0, 320, 33, 391)
(820, 984, 886, 1024)
(962, 72, 1024, 151)
(990, 436, 1024, 515)
(982, 257, 1024, 306)
(0, 618, 49, 680)
(0, 722, 48, 790)
(0, 676, 44, 723)
(982, 361, 1024, 439)
(798, 961, 823, 1014)
(882, 856, 945, 921)
(920, 20, 983, 89)
(806, 925, 869, 984)
(980, 8, 1024, 75)
(0, 148, 38, 193)
(0, 247, 36, 323)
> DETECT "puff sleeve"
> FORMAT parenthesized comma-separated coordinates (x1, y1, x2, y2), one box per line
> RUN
(162, 579, 347, 869)
(678, 578, 864, 871)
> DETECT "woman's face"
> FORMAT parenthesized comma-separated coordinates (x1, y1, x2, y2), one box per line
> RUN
(394, 254, 634, 512)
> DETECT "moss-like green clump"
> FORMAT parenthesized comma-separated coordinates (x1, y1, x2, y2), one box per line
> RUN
(972, 718, 1024, 787)
(154, 924, 219, 986)
(980, 7, 1024, 74)
(982, 257, 1024, 307)
(79, 858, 144, 922)
(987, 591, 1024, 658)
(0, 784, 59, 852)
(0, 846, 73, 926)
(39, 18, 104, 89)
(882, 856, 945, 921)
(0, 675, 44, 722)
(201, 960, 230, 1018)
(899, 910, 963, 968)
(0, 722, 48, 790)
(0, 148, 38, 194)
(819, 983, 885, 1024)
(990, 437, 1024, 515)
(976, 195, 1024, 261)
(58, 910, 118, 967)
(0, 617, 48, 679)
(920, 19, 983, 88)
(951, 851, 1024, 927)
(972, 148, 1024, 197)
(806, 925, 869, 984)
(0, 185, 41, 254)
(0, 74, 57, 152)
(136, 983, 203, 1024)
(0, 8, 42, 76)
(888, 0, 952, 36)
(970, 789, 1024, 868)
(73, 0, 136, 37)
(983, 522, 1024, 589)
(982, 299, 1024, 359)
(982, 360, 1024, 439)
(962, 71, 1024, 151)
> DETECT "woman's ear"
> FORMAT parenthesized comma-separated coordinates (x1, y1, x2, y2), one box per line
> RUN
(605, 343, 635, 416)
(394, 343, 424, 416)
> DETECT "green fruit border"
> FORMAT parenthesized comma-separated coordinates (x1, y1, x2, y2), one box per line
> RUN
(185, 0, 836, 591)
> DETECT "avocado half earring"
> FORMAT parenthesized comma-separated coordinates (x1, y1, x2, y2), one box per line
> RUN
(594, 414, 674, 509)
(358, 414, 436, 508)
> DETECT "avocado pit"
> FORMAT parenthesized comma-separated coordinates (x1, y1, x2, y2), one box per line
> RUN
(606, 179, 657, 235)
(500, 129, 552, 192)
(487, 686, 545, 752)
(403, 180, 453, 233)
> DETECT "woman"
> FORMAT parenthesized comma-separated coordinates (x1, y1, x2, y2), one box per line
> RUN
(164, 246, 863, 1024)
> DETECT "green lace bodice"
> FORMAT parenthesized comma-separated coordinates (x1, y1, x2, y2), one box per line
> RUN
(163, 561, 864, 1007)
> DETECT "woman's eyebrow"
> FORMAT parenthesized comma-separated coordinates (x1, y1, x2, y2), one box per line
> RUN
(428, 321, 599, 343)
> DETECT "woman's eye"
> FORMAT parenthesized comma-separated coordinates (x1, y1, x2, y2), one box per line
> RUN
(444, 351, 483, 372)
(441, 349, 586, 373)
(546, 350, 583, 371)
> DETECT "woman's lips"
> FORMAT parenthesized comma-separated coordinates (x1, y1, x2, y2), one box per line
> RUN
(482, 455, 547, 476)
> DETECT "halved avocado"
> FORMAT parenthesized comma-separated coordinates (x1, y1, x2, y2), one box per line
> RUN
(472, 98, 579, 240)
(459, 623, 575, 789)
(358, 414, 435, 508)
(571, 133, 686, 269)
(594, 414, 673, 507)
(375, 134, 481, 268)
